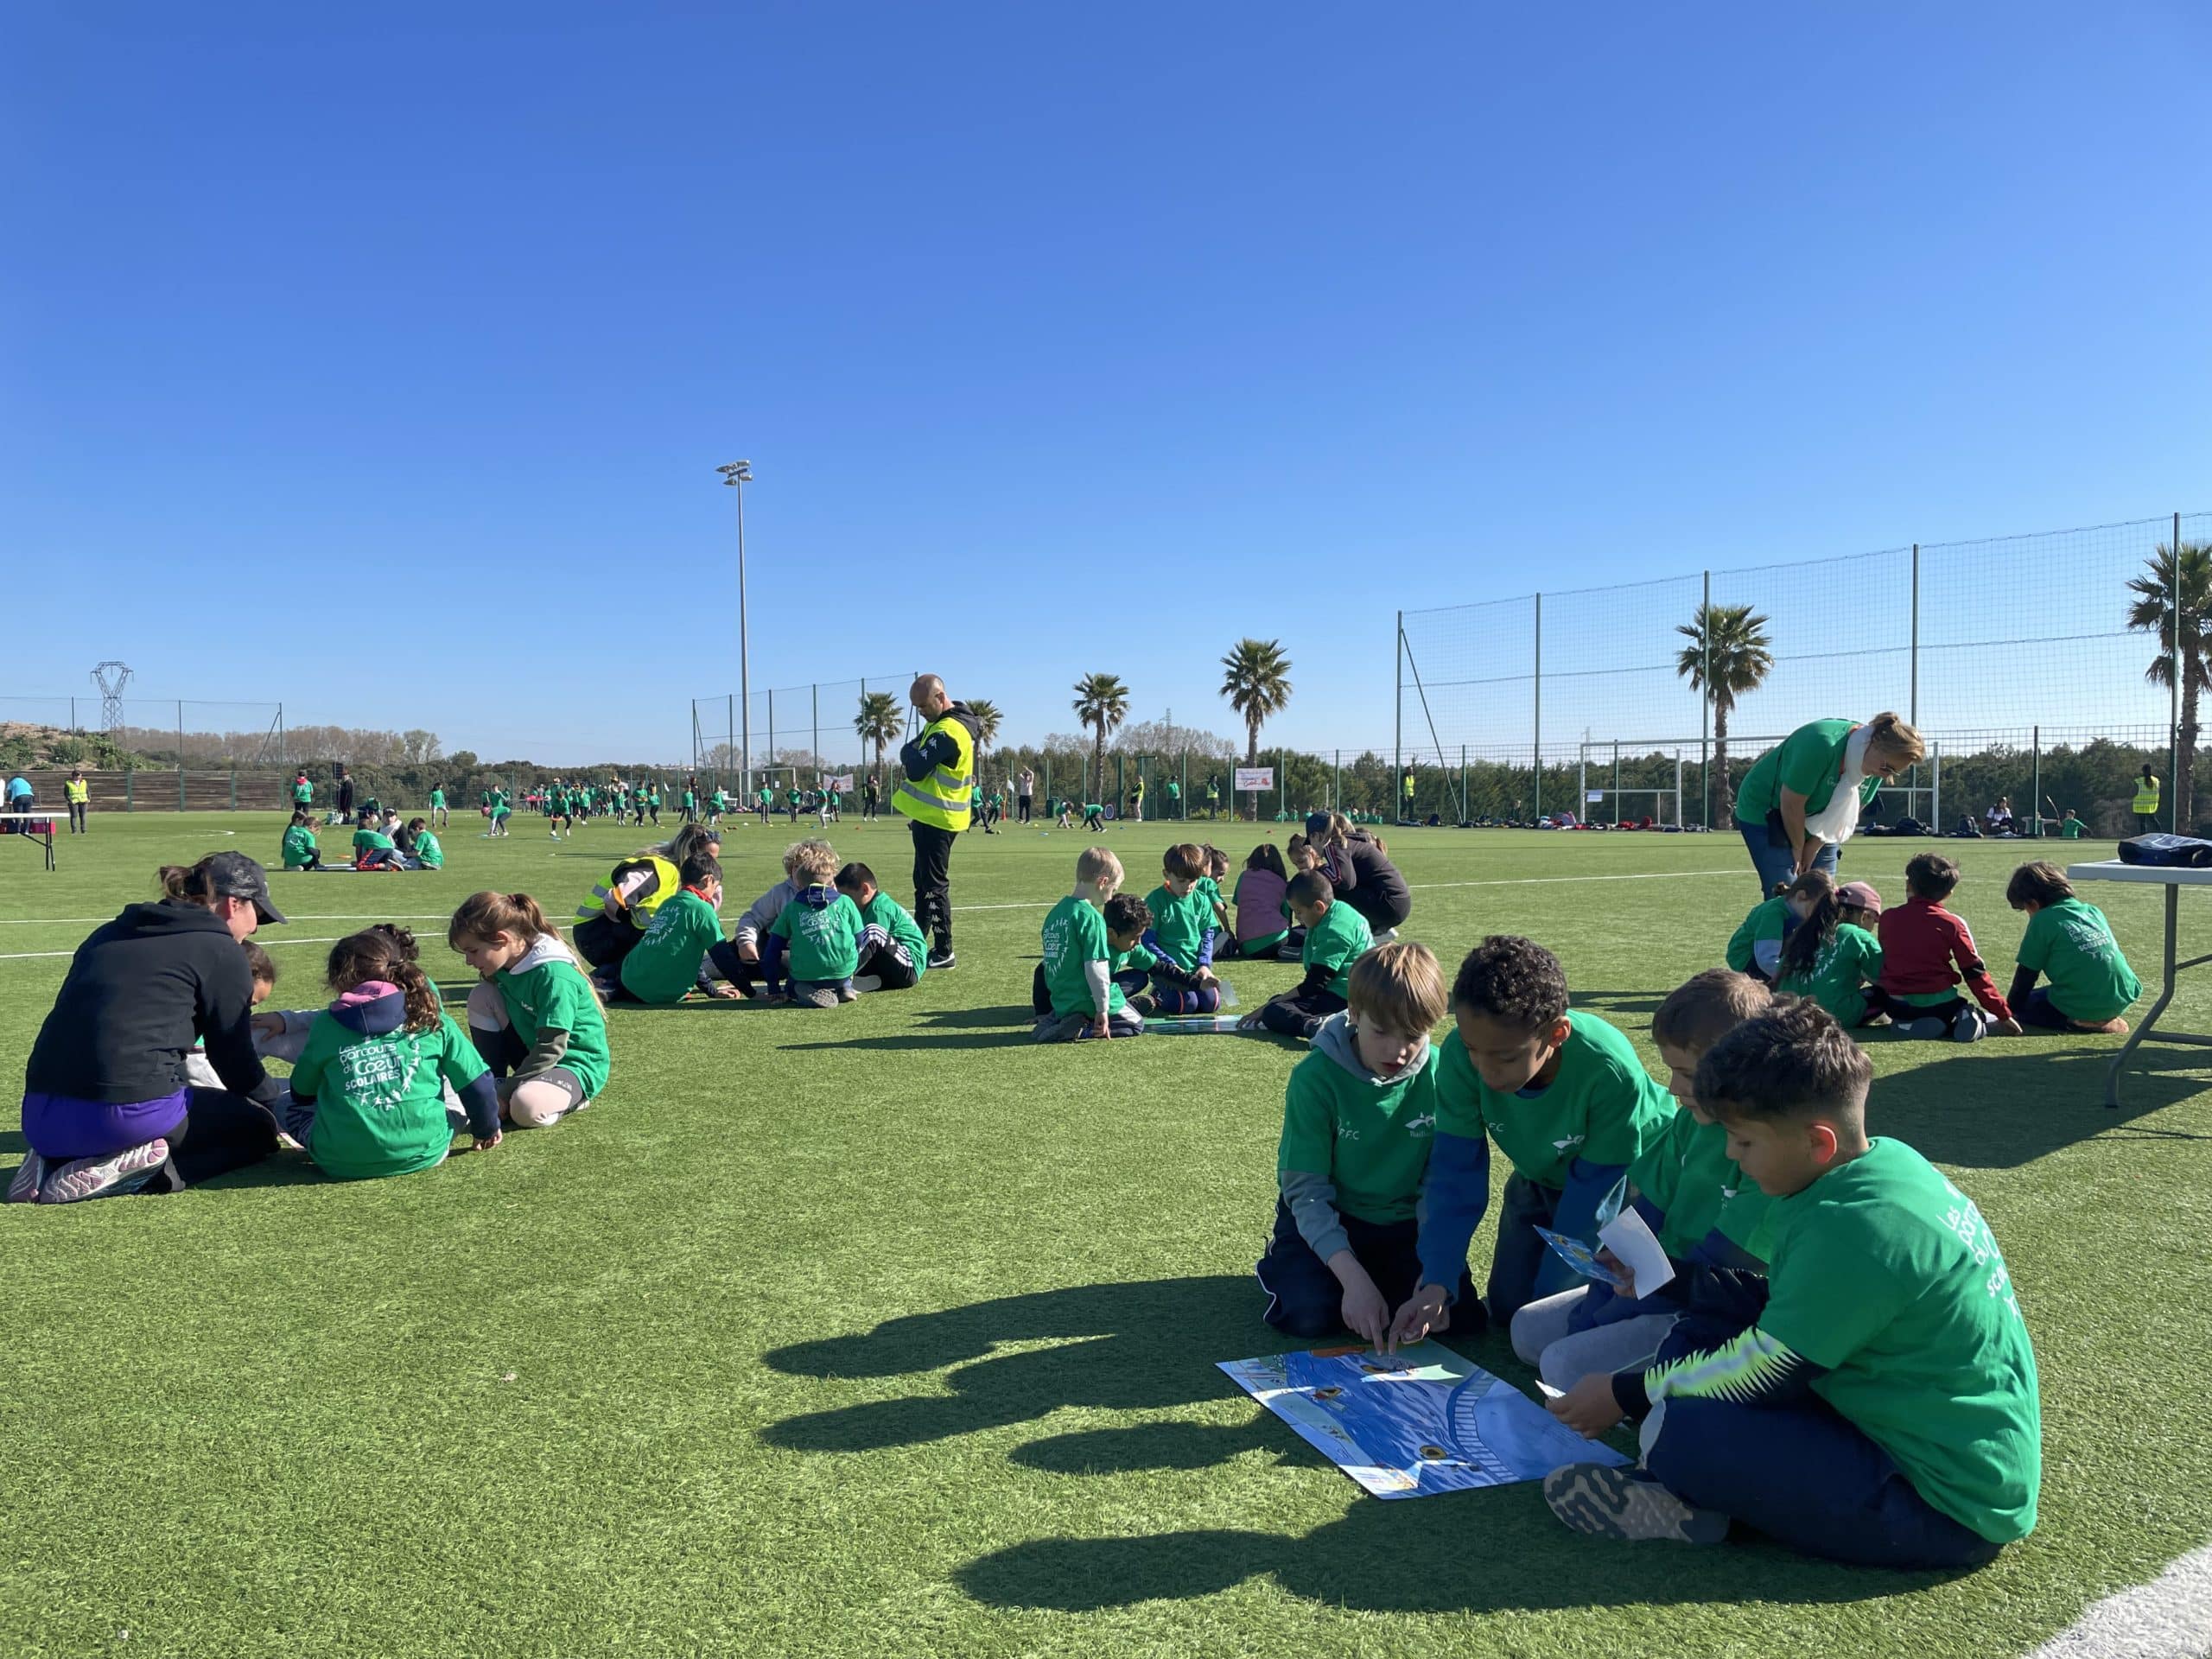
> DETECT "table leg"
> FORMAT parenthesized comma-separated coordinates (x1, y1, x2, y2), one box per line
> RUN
(2105, 883, 2178, 1109)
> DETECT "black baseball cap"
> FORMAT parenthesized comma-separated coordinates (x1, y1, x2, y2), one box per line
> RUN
(206, 852, 287, 925)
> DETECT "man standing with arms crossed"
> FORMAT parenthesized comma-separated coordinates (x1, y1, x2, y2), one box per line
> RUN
(894, 675, 982, 971)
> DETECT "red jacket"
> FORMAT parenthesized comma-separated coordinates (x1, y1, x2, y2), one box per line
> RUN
(1876, 896, 2011, 1018)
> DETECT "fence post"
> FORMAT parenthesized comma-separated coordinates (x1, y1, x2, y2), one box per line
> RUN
(1279, 749, 1286, 822)
(1700, 571, 1711, 829)
(125, 771, 133, 812)
(2174, 510, 2184, 833)
(768, 690, 777, 775)
(229, 771, 237, 811)
(1612, 740, 1621, 824)
(1532, 594, 1543, 822)
(812, 683, 819, 783)
(176, 701, 184, 767)
(1932, 744, 1942, 831)
(2031, 724, 2042, 837)
(177, 767, 186, 810)
(1394, 611, 1402, 826)
(1460, 743, 1467, 824)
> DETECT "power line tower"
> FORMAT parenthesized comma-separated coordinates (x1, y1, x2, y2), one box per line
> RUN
(91, 661, 132, 734)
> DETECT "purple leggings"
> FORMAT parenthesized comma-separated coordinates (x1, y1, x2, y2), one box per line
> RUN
(22, 1088, 188, 1160)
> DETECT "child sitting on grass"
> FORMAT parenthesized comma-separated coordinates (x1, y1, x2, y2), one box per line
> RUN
(768, 858, 868, 1007)
(1200, 846, 1233, 936)
(1141, 842, 1224, 1014)
(1774, 875, 1885, 1028)
(835, 862, 928, 992)
(1240, 871, 1371, 1040)
(2005, 861, 2140, 1034)
(282, 810, 321, 872)
(1394, 936, 1677, 1336)
(1230, 843, 1302, 961)
(1723, 886, 1794, 982)
(406, 817, 443, 870)
(352, 817, 402, 870)
(1872, 853, 2020, 1040)
(600, 852, 747, 1004)
(728, 838, 837, 999)
(1542, 999, 2041, 1568)
(1511, 969, 1772, 1391)
(283, 928, 503, 1176)
(449, 892, 610, 1128)
(1255, 943, 1474, 1341)
(1035, 847, 1144, 1041)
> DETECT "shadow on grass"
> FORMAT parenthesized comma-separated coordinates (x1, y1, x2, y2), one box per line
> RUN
(1571, 989, 1666, 1017)
(1866, 1046, 2212, 1167)
(779, 1030, 1039, 1052)
(911, 1005, 1032, 1030)
(0, 1129, 23, 1156)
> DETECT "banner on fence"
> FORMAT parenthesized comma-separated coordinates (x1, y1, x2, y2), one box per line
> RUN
(1235, 766, 1275, 791)
(823, 774, 855, 792)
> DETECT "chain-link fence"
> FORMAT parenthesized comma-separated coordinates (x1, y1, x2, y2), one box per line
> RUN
(690, 675, 924, 794)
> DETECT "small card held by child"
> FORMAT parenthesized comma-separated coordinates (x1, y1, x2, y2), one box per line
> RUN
(1534, 1227, 1631, 1293)
(1597, 1207, 1676, 1300)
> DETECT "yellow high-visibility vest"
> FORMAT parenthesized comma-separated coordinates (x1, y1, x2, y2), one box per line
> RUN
(2133, 775, 2162, 815)
(575, 855, 680, 931)
(65, 779, 89, 804)
(893, 713, 975, 831)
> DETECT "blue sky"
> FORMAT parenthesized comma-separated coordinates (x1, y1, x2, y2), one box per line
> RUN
(4, 3, 2208, 765)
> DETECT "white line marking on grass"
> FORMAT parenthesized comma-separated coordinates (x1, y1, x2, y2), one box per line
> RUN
(2028, 1543, 2212, 1657)
(0, 935, 362, 961)
(0, 914, 463, 926)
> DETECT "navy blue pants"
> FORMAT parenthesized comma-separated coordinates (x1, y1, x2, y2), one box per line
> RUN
(1488, 1171, 1566, 1322)
(1256, 1199, 1475, 1338)
(1647, 1395, 2004, 1569)
(1256, 988, 1346, 1039)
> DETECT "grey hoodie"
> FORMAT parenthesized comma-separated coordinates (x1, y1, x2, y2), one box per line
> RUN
(1281, 1014, 1432, 1262)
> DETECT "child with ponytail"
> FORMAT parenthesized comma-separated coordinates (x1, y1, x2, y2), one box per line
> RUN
(283, 928, 501, 1179)
(448, 892, 612, 1128)
(1774, 871, 1885, 1028)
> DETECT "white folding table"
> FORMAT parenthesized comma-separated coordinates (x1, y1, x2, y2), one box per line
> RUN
(0, 811, 57, 872)
(2067, 860, 2212, 1108)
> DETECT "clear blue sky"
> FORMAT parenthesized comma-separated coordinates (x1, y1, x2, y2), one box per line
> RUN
(5, 3, 2208, 765)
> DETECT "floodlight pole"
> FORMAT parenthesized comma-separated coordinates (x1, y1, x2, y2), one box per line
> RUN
(718, 461, 755, 791)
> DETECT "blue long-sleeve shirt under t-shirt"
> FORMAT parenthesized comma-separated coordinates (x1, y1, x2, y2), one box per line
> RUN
(1415, 1131, 1624, 1300)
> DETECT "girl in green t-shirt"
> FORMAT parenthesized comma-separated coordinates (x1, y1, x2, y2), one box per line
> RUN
(1773, 872, 1885, 1027)
(449, 891, 613, 1127)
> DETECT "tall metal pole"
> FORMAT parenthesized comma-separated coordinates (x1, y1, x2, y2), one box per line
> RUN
(1909, 544, 1920, 730)
(1700, 571, 1710, 829)
(1533, 594, 1543, 821)
(2174, 511, 2184, 833)
(1393, 612, 1403, 820)
(717, 462, 755, 793)
(812, 683, 820, 785)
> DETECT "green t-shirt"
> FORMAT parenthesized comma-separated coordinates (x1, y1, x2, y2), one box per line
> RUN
(1777, 922, 1883, 1026)
(786, 789, 801, 806)
(618, 888, 726, 1005)
(859, 892, 928, 978)
(414, 830, 443, 869)
(289, 1010, 488, 1181)
(712, 791, 728, 810)
(1144, 883, 1216, 969)
(1278, 1043, 1441, 1225)
(1302, 899, 1373, 1000)
(282, 824, 318, 869)
(1629, 1109, 1770, 1259)
(1436, 1012, 1678, 1189)
(770, 891, 867, 982)
(1734, 718, 1879, 826)
(2059, 817, 2083, 839)
(1197, 875, 1224, 913)
(1726, 894, 1791, 974)
(292, 780, 312, 804)
(494, 955, 611, 1096)
(429, 788, 445, 808)
(353, 829, 395, 855)
(2018, 897, 2139, 1022)
(1758, 1138, 2040, 1542)
(1041, 893, 1118, 1017)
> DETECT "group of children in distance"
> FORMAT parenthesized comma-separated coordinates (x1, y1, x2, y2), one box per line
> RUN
(1726, 855, 2141, 1042)
(1260, 930, 2040, 1568)
(282, 808, 446, 873)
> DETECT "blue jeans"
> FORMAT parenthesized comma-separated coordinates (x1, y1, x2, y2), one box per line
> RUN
(1646, 1395, 2005, 1569)
(1256, 1199, 1473, 1338)
(1736, 813, 1840, 899)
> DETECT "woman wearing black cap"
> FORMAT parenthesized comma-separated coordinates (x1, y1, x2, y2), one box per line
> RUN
(1307, 810, 1412, 938)
(8, 852, 288, 1204)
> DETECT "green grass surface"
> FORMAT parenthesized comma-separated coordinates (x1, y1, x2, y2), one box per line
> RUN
(3, 810, 2209, 1657)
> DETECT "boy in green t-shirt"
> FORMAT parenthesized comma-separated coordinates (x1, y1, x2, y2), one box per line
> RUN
(1543, 1000, 2040, 1568)
(2058, 808, 2083, 838)
(1396, 935, 1677, 1333)
(352, 822, 401, 870)
(768, 872, 868, 1008)
(1511, 970, 1774, 1391)
(2005, 860, 2140, 1033)
(604, 853, 747, 1005)
(282, 811, 321, 871)
(429, 785, 448, 829)
(1035, 848, 1145, 1042)
(1256, 943, 1476, 1342)
(405, 818, 442, 869)
(835, 862, 927, 992)
(1141, 843, 1225, 1014)
(785, 785, 802, 824)
(1242, 871, 1371, 1040)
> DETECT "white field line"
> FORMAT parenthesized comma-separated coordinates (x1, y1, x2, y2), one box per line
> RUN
(0, 868, 1754, 959)
(2026, 1542, 2212, 1658)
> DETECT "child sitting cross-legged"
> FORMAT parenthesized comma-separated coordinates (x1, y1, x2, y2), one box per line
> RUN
(1239, 871, 1371, 1041)
(1138, 842, 1225, 1014)
(283, 927, 504, 1176)
(1541, 1000, 2042, 1568)
(768, 852, 868, 1007)
(449, 892, 610, 1128)
(1510, 969, 1774, 1391)
(1872, 853, 2022, 1040)
(1391, 936, 1677, 1338)
(282, 810, 321, 872)
(1034, 847, 1145, 1042)
(726, 838, 838, 999)
(1230, 842, 1303, 961)
(1255, 942, 1475, 1341)
(834, 862, 928, 992)
(2005, 861, 2141, 1035)
(1772, 873, 1885, 1028)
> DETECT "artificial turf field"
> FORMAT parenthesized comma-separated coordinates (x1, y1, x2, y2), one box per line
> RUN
(3, 810, 2209, 1659)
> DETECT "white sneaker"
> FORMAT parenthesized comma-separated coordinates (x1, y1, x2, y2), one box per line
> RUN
(5, 1150, 49, 1204)
(852, 975, 884, 993)
(40, 1138, 170, 1204)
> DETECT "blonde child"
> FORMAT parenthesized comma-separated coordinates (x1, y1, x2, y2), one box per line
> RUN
(767, 848, 867, 1007)
(2005, 861, 2141, 1033)
(450, 892, 611, 1128)
(1774, 874, 1885, 1027)
(731, 838, 839, 999)
(283, 928, 501, 1176)
(1035, 847, 1144, 1041)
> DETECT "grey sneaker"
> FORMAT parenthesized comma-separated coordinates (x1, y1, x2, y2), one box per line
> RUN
(1952, 1007, 1988, 1044)
(851, 975, 884, 993)
(837, 983, 859, 1003)
(40, 1138, 171, 1205)
(1543, 1464, 1729, 1544)
(1902, 1015, 1948, 1040)
(5, 1150, 49, 1205)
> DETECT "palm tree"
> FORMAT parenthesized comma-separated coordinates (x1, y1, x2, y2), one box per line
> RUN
(2126, 540, 2212, 828)
(1071, 673, 1130, 804)
(1220, 638, 1293, 819)
(854, 690, 903, 783)
(966, 698, 1002, 789)
(1675, 602, 1774, 823)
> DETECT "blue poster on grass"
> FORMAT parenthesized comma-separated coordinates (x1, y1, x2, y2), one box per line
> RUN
(1217, 1339, 1627, 1500)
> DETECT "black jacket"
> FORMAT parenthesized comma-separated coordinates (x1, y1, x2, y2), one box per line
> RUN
(24, 900, 278, 1107)
(899, 703, 983, 783)
(1327, 833, 1412, 930)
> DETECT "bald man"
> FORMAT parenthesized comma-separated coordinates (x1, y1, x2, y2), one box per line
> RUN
(891, 675, 983, 970)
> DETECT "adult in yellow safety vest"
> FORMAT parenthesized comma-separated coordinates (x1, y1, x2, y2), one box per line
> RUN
(2133, 766, 2162, 833)
(569, 823, 721, 971)
(893, 674, 981, 970)
(65, 770, 91, 836)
